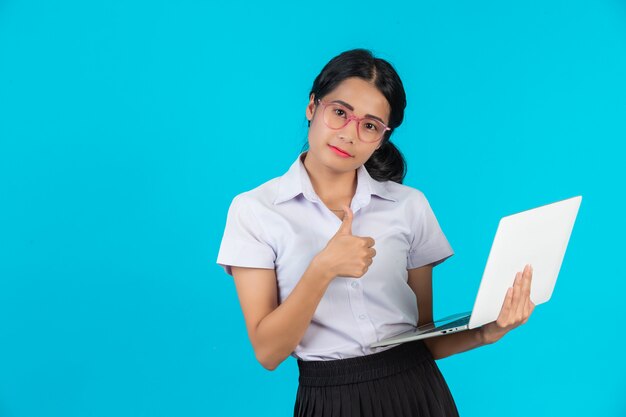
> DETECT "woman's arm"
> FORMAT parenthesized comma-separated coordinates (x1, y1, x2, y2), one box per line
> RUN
(232, 256, 333, 371)
(408, 264, 485, 359)
(231, 204, 377, 371)
(408, 263, 535, 360)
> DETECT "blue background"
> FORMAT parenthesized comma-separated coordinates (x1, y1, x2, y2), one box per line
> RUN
(1, 1, 625, 416)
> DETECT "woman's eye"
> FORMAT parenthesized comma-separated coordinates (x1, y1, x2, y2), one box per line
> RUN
(333, 108, 346, 117)
(364, 122, 378, 131)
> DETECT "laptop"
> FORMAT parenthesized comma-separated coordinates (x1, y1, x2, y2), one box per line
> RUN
(370, 195, 582, 348)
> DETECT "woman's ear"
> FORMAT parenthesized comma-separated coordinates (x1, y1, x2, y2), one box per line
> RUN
(305, 94, 316, 121)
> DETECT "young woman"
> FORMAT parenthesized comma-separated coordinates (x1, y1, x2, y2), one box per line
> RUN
(216, 49, 535, 417)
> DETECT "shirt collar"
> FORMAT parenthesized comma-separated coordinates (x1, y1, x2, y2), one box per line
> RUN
(273, 151, 397, 207)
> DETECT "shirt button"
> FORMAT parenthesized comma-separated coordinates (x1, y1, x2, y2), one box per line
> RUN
(351, 281, 359, 288)
(358, 314, 367, 320)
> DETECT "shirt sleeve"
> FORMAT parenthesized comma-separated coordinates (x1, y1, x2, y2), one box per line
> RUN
(216, 194, 276, 276)
(407, 192, 454, 269)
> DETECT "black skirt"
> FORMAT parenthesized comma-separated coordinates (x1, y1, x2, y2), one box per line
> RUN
(294, 340, 459, 417)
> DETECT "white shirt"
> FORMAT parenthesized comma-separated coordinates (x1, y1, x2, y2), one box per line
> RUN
(216, 151, 454, 361)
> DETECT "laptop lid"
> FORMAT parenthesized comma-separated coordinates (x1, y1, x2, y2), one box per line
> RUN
(468, 195, 582, 329)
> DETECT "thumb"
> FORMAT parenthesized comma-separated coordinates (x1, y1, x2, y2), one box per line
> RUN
(335, 205, 353, 236)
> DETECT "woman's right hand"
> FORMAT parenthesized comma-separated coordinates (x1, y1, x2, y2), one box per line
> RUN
(314, 205, 376, 281)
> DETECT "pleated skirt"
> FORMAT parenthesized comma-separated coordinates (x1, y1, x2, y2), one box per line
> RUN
(293, 340, 459, 417)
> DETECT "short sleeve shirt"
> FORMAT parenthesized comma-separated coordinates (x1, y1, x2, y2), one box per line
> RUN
(216, 151, 454, 361)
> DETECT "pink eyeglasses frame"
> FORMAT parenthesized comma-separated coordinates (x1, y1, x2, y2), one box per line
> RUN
(315, 98, 391, 143)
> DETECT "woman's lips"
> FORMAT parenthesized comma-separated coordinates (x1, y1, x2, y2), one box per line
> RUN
(328, 145, 351, 158)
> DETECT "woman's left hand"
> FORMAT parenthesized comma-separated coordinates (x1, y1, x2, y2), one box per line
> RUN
(479, 264, 536, 345)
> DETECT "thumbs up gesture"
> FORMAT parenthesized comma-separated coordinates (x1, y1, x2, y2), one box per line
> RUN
(315, 205, 377, 281)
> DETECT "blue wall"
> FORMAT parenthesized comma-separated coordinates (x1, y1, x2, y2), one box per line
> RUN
(1, 1, 625, 416)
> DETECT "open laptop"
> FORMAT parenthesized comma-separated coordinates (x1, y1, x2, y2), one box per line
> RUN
(370, 195, 582, 348)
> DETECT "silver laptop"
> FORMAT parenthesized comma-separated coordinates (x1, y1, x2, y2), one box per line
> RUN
(370, 195, 582, 348)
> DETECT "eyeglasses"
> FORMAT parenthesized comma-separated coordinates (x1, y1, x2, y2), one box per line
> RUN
(316, 99, 391, 143)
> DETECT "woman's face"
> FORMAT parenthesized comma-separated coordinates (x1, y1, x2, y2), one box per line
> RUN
(305, 77, 391, 172)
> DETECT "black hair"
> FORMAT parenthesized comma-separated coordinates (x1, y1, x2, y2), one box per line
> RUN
(301, 48, 407, 184)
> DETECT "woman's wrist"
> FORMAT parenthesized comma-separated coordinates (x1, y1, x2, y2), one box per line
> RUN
(310, 254, 336, 285)
(477, 327, 490, 345)
(478, 323, 507, 345)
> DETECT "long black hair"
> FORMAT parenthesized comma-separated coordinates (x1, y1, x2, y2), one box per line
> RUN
(301, 49, 407, 184)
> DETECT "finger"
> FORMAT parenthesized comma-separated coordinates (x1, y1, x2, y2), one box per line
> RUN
(522, 300, 531, 323)
(523, 295, 531, 314)
(497, 287, 514, 327)
(522, 264, 534, 319)
(525, 299, 536, 318)
(364, 237, 375, 248)
(523, 265, 533, 303)
(521, 297, 530, 324)
(515, 266, 531, 319)
(335, 205, 353, 236)
(511, 272, 524, 320)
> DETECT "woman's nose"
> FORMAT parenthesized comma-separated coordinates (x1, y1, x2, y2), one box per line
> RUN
(339, 117, 359, 142)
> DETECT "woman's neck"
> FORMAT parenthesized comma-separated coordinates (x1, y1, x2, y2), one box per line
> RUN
(302, 151, 357, 208)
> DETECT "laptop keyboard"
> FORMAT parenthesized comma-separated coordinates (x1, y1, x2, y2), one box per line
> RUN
(436, 316, 470, 331)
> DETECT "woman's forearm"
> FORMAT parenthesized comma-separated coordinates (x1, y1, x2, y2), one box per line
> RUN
(423, 328, 489, 360)
(253, 256, 334, 370)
